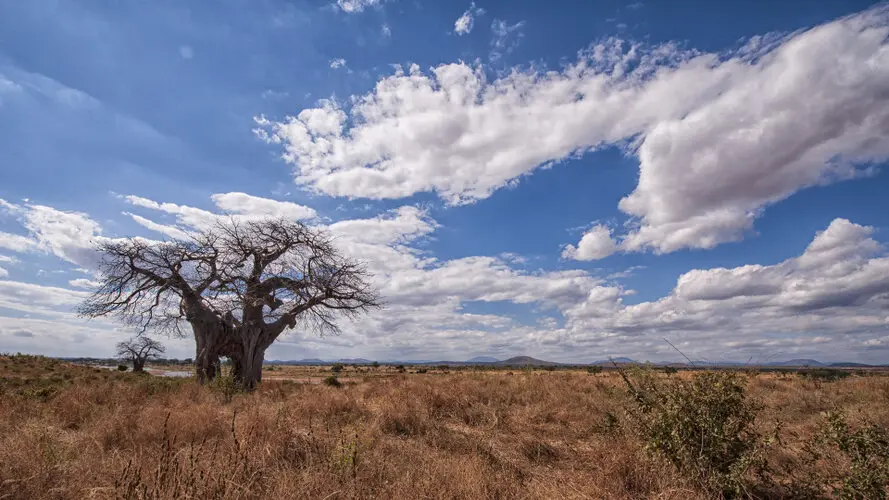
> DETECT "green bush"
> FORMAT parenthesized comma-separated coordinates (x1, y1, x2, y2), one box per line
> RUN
(22, 386, 57, 401)
(415, 368, 428, 374)
(798, 411, 889, 498)
(587, 366, 602, 375)
(620, 369, 770, 496)
(330, 363, 344, 373)
(209, 371, 242, 403)
(323, 375, 342, 388)
(117, 364, 128, 372)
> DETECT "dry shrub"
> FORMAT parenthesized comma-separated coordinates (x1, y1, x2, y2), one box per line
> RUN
(113, 413, 264, 499)
(520, 439, 559, 463)
(378, 400, 428, 437)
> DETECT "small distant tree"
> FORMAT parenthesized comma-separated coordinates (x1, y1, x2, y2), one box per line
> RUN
(116, 336, 165, 373)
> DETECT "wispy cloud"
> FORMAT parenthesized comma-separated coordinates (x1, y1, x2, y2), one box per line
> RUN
(178, 45, 194, 59)
(455, 2, 485, 35)
(489, 19, 525, 60)
(334, 0, 382, 14)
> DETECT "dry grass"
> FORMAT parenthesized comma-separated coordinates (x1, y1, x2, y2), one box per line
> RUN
(0, 355, 887, 499)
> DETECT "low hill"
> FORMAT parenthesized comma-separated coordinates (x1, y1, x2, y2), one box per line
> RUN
(466, 356, 500, 363)
(265, 359, 325, 365)
(496, 356, 559, 366)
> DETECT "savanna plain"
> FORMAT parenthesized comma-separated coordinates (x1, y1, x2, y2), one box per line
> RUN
(1, 354, 888, 499)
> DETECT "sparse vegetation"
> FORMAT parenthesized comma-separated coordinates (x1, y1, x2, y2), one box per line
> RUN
(793, 411, 889, 498)
(208, 367, 244, 403)
(798, 368, 852, 382)
(0, 354, 887, 499)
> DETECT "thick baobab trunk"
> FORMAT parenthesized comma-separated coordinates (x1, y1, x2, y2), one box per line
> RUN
(195, 345, 220, 383)
(133, 359, 145, 373)
(228, 328, 274, 391)
(192, 321, 225, 383)
(185, 298, 234, 384)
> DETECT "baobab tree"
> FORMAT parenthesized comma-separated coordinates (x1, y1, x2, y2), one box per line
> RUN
(78, 218, 380, 389)
(116, 336, 165, 372)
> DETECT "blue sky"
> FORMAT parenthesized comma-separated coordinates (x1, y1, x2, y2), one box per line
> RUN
(1, 0, 889, 363)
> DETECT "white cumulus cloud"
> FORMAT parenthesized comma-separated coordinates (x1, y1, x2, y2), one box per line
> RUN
(259, 6, 889, 255)
(562, 224, 617, 261)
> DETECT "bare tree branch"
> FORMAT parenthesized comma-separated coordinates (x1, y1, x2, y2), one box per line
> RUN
(80, 217, 381, 388)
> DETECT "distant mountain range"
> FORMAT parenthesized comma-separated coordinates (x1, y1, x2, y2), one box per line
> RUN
(592, 357, 636, 365)
(336, 358, 372, 364)
(466, 356, 500, 363)
(766, 359, 824, 367)
(259, 356, 884, 368)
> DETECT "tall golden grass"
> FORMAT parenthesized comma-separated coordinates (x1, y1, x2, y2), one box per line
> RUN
(0, 355, 887, 499)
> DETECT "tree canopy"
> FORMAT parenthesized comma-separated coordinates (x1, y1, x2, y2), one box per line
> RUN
(80, 218, 380, 388)
(116, 336, 165, 372)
